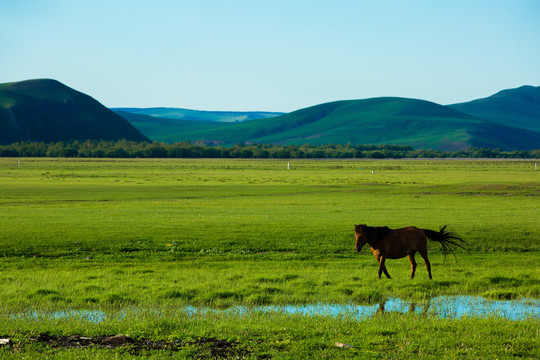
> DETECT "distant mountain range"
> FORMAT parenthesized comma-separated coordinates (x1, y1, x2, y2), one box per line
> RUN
(0, 79, 149, 144)
(113, 107, 284, 123)
(117, 86, 540, 150)
(1, 79, 539, 151)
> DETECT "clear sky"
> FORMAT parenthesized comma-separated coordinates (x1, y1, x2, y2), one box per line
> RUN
(2, 0, 539, 112)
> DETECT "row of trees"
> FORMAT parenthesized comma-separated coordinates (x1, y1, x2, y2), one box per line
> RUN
(0, 140, 539, 159)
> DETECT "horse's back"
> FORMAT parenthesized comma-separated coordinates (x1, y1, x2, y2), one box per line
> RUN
(400, 226, 425, 236)
(391, 226, 425, 237)
(384, 227, 428, 257)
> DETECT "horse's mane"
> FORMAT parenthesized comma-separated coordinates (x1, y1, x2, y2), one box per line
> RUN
(363, 225, 392, 244)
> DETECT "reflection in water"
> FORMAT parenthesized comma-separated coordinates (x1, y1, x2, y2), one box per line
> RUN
(10, 296, 539, 323)
(187, 296, 539, 321)
(376, 298, 431, 316)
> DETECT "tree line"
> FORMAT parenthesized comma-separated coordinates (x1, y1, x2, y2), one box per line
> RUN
(0, 140, 539, 159)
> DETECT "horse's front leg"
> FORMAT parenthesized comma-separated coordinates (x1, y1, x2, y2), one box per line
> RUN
(378, 256, 391, 279)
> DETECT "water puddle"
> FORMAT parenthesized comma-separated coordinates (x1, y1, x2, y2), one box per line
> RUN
(186, 296, 539, 321)
(11, 296, 539, 323)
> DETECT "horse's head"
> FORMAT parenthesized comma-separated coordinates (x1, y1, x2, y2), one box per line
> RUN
(354, 224, 368, 252)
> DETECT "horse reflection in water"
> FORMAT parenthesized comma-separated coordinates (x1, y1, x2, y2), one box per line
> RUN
(354, 225, 466, 279)
(375, 298, 431, 316)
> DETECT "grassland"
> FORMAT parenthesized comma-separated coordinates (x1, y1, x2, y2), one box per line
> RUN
(0, 158, 538, 358)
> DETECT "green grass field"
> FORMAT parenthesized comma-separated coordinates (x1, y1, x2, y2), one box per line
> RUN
(0, 158, 538, 358)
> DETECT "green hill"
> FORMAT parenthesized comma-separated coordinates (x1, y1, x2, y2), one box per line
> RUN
(121, 97, 540, 151)
(0, 79, 149, 144)
(449, 85, 540, 132)
(113, 107, 283, 123)
(115, 110, 230, 144)
(3, 79, 538, 151)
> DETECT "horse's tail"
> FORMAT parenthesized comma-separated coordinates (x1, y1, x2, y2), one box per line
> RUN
(423, 225, 467, 256)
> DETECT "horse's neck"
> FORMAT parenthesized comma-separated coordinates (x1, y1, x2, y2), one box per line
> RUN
(366, 237, 381, 248)
(366, 227, 391, 248)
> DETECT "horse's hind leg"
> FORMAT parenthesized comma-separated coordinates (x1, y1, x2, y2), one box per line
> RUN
(408, 253, 417, 279)
(419, 250, 432, 280)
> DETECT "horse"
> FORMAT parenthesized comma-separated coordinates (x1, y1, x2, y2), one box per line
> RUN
(354, 224, 466, 279)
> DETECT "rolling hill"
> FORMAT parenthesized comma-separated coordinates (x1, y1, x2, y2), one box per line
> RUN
(120, 97, 540, 151)
(0, 79, 149, 144)
(449, 85, 540, 132)
(114, 110, 230, 144)
(113, 107, 284, 123)
(2, 79, 538, 151)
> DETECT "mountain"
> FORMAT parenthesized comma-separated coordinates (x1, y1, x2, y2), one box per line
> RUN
(449, 85, 540, 132)
(113, 107, 284, 123)
(0, 79, 149, 144)
(3, 79, 538, 151)
(114, 110, 230, 144)
(112, 107, 282, 144)
(120, 97, 540, 151)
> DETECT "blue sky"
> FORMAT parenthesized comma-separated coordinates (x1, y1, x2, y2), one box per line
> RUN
(2, 0, 539, 112)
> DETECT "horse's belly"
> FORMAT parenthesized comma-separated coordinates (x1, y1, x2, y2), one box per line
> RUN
(384, 240, 413, 259)
(386, 253, 408, 260)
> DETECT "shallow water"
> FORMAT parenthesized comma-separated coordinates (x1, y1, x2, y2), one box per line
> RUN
(12, 296, 539, 323)
(186, 296, 540, 321)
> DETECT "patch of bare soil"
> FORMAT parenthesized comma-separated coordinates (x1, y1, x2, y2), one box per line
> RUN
(22, 334, 247, 358)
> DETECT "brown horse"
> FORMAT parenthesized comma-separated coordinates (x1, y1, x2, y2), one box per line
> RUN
(354, 224, 466, 279)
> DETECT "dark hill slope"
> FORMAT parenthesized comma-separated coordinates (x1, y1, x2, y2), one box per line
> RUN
(449, 85, 540, 132)
(0, 79, 149, 144)
(149, 97, 540, 150)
